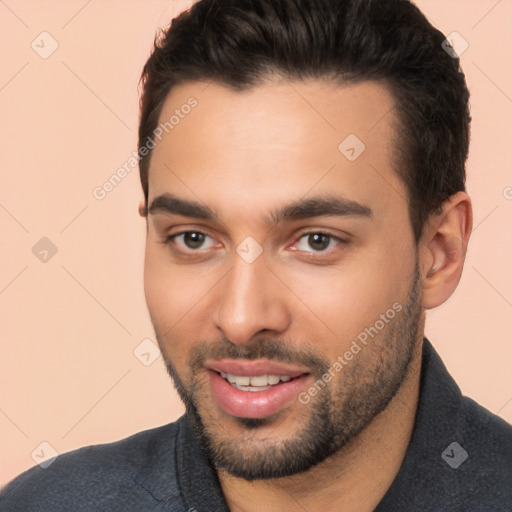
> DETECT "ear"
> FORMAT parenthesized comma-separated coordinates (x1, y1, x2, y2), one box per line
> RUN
(419, 191, 472, 309)
(138, 199, 147, 217)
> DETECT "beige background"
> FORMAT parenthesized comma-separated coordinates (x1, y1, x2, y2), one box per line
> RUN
(1, 0, 511, 486)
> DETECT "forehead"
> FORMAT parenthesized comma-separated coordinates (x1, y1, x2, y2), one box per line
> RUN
(147, 79, 408, 229)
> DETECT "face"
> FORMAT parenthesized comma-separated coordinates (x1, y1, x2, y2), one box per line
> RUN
(143, 79, 423, 479)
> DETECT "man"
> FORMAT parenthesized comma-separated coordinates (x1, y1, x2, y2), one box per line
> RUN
(2, 0, 511, 510)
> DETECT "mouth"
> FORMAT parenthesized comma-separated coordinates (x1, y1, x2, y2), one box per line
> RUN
(204, 359, 311, 419)
(219, 372, 296, 391)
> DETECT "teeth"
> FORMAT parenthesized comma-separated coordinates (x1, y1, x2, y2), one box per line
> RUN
(222, 373, 293, 388)
(249, 375, 268, 386)
(236, 376, 250, 386)
(268, 375, 280, 385)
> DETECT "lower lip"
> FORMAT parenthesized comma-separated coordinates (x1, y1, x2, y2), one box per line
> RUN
(208, 371, 310, 419)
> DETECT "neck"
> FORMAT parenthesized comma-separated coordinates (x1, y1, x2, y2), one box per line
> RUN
(218, 335, 424, 512)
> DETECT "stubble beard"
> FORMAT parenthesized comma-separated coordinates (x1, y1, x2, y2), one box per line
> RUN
(155, 264, 423, 480)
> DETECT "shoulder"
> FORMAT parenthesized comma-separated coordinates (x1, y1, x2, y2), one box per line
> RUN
(0, 419, 186, 512)
(461, 394, 512, 448)
(377, 340, 512, 511)
(456, 395, 512, 500)
(426, 341, 512, 506)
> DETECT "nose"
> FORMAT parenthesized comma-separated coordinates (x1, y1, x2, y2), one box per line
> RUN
(212, 254, 291, 345)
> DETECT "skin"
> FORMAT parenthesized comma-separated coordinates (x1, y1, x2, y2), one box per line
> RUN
(140, 79, 472, 511)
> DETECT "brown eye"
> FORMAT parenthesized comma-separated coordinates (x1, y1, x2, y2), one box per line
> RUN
(307, 233, 330, 251)
(182, 232, 206, 249)
(168, 231, 216, 251)
(295, 233, 337, 252)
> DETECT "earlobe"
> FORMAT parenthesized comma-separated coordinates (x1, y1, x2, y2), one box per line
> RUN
(421, 191, 472, 309)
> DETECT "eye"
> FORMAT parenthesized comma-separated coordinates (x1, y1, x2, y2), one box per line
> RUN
(169, 231, 217, 251)
(294, 233, 342, 252)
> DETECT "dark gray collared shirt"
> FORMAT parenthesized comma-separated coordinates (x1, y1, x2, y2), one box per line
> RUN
(1, 339, 511, 511)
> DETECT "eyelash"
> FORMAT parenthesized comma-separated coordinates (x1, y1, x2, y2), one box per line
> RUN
(162, 230, 216, 251)
(161, 230, 347, 256)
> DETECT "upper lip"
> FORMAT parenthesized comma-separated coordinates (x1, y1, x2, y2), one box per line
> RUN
(205, 359, 309, 378)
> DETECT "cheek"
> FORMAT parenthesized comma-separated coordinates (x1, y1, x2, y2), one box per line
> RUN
(143, 245, 194, 347)
(144, 246, 174, 323)
(143, 243, 218, 351)
(284, 242, 415, 353)
(143, 258, 190, 372)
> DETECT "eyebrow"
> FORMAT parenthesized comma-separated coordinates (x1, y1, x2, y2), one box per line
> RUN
(267, 196, 372, 225)
(147, 193, 372, 224)
(148, 194, 217, 219)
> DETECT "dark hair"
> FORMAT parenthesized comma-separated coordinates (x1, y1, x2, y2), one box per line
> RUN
(138, 0, 470, 242)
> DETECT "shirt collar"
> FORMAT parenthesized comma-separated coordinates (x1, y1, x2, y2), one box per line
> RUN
(176, 338, 464, 510)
